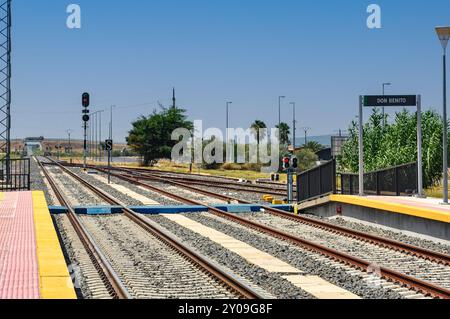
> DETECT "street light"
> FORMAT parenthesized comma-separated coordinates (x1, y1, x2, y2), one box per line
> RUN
(382, 82, 391, 127)
(109, 105, 116, 163)
(290, 102, 296, 151)
(436, 26, 450, 204)
(278, 96, 286, 130)
(226, 101, 232, 163)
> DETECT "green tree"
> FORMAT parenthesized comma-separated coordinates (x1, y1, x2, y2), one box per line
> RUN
(127, 107, 193, 166)
(338, 108, 448, 188)
(294, 148, 319, 172)
(276, 122, 291, 146)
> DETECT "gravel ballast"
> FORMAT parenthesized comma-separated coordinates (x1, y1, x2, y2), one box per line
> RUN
(148, 214, 314, 299)
(182, 212, 406, 299)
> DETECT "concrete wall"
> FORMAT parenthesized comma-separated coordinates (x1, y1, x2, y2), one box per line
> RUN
(304, 202, 450, 241)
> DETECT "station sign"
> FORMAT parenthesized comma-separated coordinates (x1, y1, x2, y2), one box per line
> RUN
(363, 95, 417, 107)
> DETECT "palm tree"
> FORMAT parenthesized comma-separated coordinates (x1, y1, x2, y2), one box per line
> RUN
(250, 120, 267, 145)
(250, 120, 267, 163)
(276, 122, 291, 146)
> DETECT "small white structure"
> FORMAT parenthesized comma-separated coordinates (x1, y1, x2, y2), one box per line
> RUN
(24, 137, 44, 156)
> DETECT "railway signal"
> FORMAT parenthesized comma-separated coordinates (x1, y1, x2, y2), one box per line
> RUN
(82, 93, 90, 107)
(282, 157, 290, 170)
(82, 92, 91, 171)
(291, 157, 298, 169)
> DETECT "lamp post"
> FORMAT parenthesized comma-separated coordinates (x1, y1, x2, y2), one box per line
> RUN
(436, 26, 450, 204)
(226, 101, 232, 163)
(278, 96, 285, 131)
(382, 82, 391, 127)
(109, 105, 116, 163)
(290, 102, 296, 151)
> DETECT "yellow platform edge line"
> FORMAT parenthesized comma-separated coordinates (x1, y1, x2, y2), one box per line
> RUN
(330, 195, 450, 224)
(0, 192, 4, 202)
(32, 191, 77, 300)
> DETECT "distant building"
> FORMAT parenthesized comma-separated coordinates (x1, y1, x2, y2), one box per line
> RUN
(24, 137, 44, 156)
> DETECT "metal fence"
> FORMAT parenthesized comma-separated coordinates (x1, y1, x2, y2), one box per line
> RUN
(0, 158, 31, 191)
(297, 160, 336, 202)
(340, 162, 417, 196)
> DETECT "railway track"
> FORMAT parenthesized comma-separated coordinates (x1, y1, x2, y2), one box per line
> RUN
(55, 162, 290, 197)
(37, 157, 263, 299)
(97, 166, 450, 265)
(59, 161, 450, 299)
(37, 159, 131, 299)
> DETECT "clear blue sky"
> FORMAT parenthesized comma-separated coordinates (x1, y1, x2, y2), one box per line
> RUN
(11, 0, 450, 142)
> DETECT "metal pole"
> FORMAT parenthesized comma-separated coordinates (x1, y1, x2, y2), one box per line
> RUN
(226, 102, 232, 163)
(99, 112, 102, 162)
(287, 169, 293, 203)
(4, 0, 11, 183)
(443, 50, 448, 204)
(417, 95, 424, 197)
(291, 102, 296, 151)
(110, 106, 115, 164)
(278, 97, 281, 130)
(95, 112, 98, 162)
(382, 84, 385, 127)
(359, 96, 364, 196)
(83, 121, 87, 171)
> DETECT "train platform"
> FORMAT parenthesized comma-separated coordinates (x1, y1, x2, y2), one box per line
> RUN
(0, 191, 76, 299)
(300, 194, 450, 241)
(329, 195, 450, 223)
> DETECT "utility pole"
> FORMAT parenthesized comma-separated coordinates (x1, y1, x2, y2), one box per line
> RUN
(172, 87, 176, 109)
(66, 129, 73, 157)
(301, 127, 311, 146)
(0, 0, 12, 183)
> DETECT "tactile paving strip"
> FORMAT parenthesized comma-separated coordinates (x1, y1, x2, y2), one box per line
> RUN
(0, 192, 40, 299)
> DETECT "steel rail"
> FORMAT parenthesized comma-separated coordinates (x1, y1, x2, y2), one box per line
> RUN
(106, 168, 450, 266)
(36, 157, 132, 299)
(86, 165, 450, 299)
(48, 162, 291, 195)
(122, 173, 287, 196)
(43, 157, 263, 299)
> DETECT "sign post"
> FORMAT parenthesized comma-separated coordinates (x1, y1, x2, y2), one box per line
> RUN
(105, 139, 113, 184)
(359, 95, 423, 197)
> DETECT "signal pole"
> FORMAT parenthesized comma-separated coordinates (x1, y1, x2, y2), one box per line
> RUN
(82, 93, 90, 171)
